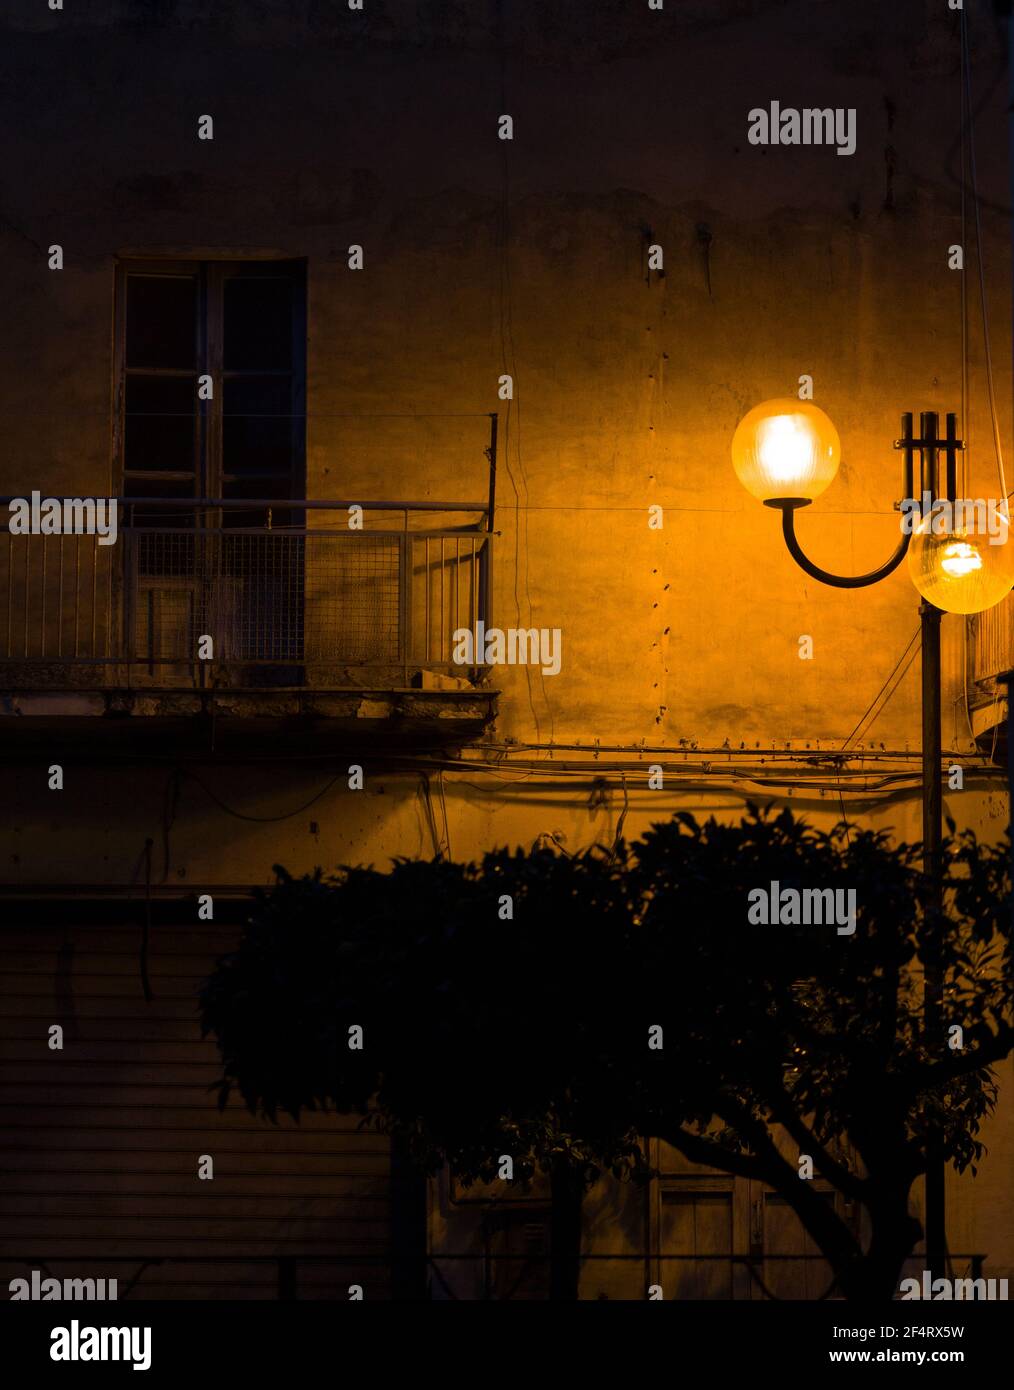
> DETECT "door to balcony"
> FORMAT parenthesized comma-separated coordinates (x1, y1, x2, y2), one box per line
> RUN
(116, 258, 306, 687)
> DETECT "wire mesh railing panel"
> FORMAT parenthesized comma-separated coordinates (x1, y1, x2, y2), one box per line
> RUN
(303, 535, 400, 665)
(131, 532, 399, 667)
(0, 503, 491, 687)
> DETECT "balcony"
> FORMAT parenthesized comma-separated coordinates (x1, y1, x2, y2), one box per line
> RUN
(967, 594, 1014, 759)
(0, 499, 497, 754)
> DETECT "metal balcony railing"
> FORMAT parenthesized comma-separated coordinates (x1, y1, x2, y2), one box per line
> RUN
(969, 594, 1014, 693)
(966, 594, 1014, 753)
(0, 499, 492, 689)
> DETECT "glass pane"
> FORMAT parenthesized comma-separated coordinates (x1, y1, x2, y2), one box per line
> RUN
(220, 471, 296, 531)
(223, 376, 294, 478)
(224, 276, 293, 370)
(126, 275, 197, 369)
(125, 376, 196, 474)
(121, 474, 196, 530)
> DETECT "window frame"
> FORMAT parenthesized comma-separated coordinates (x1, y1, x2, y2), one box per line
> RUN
(113, 257, 307, 509)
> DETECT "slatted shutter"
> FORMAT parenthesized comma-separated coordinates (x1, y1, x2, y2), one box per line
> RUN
(0, 916, 393, 1300)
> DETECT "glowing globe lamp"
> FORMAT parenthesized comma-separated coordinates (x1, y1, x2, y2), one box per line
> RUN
(907, 505, 1014, 614)
(731, 398, 842, 503)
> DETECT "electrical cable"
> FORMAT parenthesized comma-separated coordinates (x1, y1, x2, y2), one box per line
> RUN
(182, 767, 345, 822)
(960, 15, 969, 503)
(959, 26, 974, 743)
(610, 772, 630, 860)
(494, 0, 552, 745)
(160, 767, 181, 882)
(438, 768, 452, 860)
(418, 771, 445, 859)
(442, 766, 943, 799)
(840, 628, 921, 751)
(836, 779, 850, 846)
(962, 10, 1008, 502)
(957, 7, 1010, 763)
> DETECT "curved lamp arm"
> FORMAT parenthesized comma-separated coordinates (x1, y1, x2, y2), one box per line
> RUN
(763, 498, 912, 590)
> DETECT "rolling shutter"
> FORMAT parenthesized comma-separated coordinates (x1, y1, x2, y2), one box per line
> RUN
(0, 916, 392, 1300)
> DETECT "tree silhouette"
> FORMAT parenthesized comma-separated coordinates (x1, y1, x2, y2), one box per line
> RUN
(619, 808, 1012, 1301)
(199, 806, 1012, 1301)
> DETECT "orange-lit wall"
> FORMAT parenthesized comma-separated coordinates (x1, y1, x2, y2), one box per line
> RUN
(1, 0, 1011, 1294)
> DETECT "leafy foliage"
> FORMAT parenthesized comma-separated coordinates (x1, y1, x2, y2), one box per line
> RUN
(200, 804, 1013, 1293)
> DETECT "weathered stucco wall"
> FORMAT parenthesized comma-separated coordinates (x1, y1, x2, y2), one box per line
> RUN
(1, 0, 1012, 1292)
(2, 0, 1010, 771)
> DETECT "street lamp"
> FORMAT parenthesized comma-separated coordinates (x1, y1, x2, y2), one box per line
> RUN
(732, 398, 1014, 1288)
(731, 398, 841, 503)
(908, 505, 1014, 614)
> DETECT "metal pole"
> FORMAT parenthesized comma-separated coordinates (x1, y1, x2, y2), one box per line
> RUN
(921, 596, 945, 1282)
(944, 414, 959, 504)
(1000, 670, 1014, 948)
(997, 0, 1014, 1051)
(919, 411, 938, 499)
(914, 410, 945, 1278)
(486, 412, 498, 534)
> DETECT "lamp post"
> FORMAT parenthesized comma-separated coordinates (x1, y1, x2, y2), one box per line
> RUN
(732, 398, 1014, 1288)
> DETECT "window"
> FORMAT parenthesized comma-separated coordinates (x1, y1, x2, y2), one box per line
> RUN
(115, 259, 306, 525)
(115, 260, 307, 677)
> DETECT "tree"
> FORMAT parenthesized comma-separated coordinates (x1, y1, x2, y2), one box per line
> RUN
(618, 807, 1013, 1302)
(199, 849, 635, 1299)
(199, 806, 1012, 1301)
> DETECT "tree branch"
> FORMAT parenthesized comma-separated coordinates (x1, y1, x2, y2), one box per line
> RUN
(897, 1023, 1014, 1100)
(766, 1086, 866, 1202)
(660, 1127, 775, 1185)
(661, 1114, 864, 1274)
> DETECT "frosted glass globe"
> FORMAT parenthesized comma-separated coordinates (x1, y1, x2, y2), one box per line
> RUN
(732, 399, 841, 502)
(907, 505, 1014, 614)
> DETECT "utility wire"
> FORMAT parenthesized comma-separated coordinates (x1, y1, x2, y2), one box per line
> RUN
(962, 8, 1009, 502)
(840, 628, 921, 752)
(960, 18, 969, 502)
(182, 767, 345, 822)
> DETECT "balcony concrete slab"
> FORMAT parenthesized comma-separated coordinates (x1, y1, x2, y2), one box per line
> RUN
(0, 686, 498, 759)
